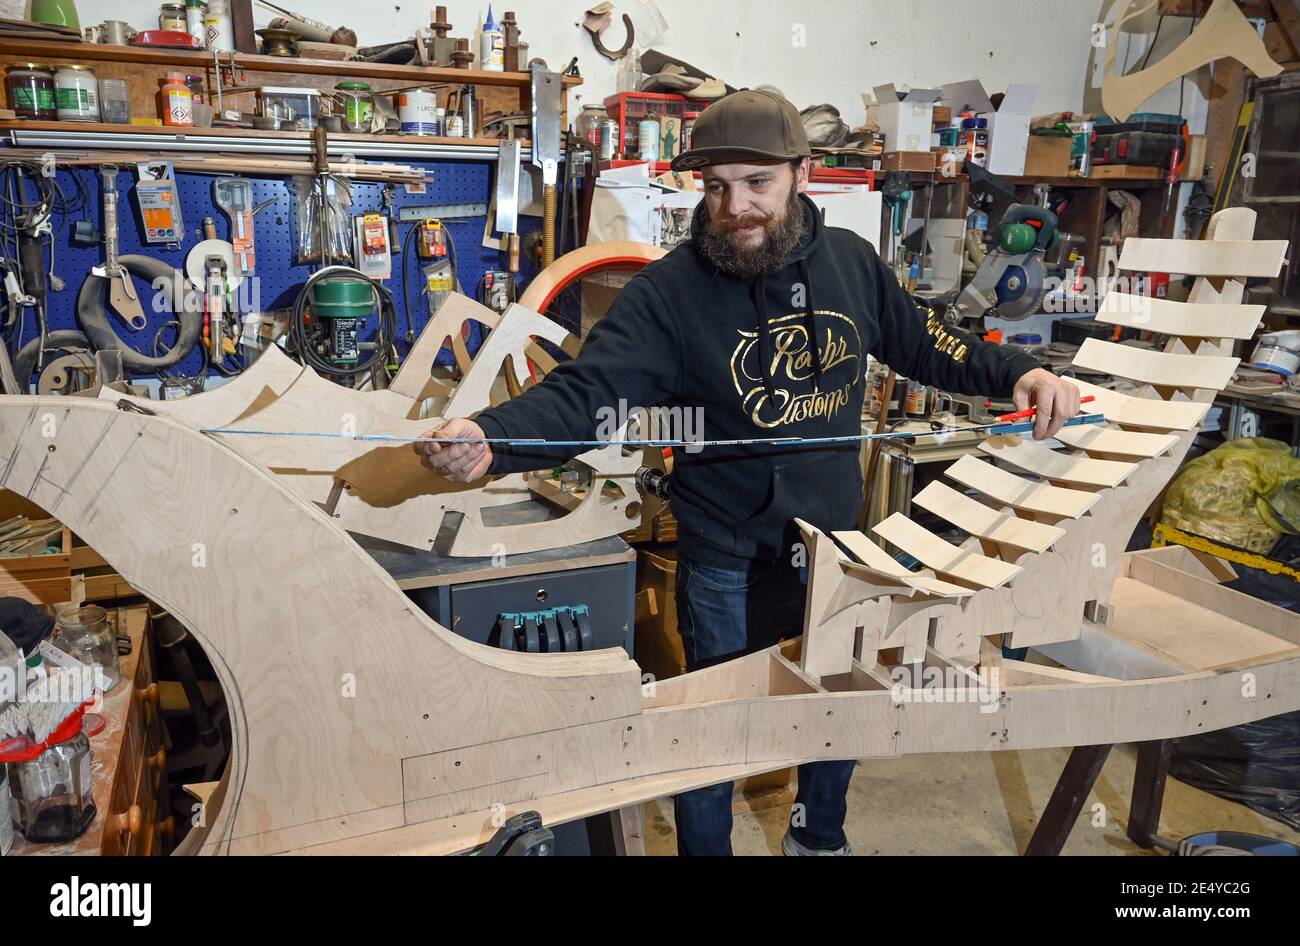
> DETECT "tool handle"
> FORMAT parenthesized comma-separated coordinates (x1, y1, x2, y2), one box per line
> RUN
(507, 232, 520, 273)
(992, 394, 1094, 423)
(313, 123, 328, 174)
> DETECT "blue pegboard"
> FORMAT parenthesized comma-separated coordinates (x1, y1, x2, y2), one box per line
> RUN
(10, 158, 543, 380)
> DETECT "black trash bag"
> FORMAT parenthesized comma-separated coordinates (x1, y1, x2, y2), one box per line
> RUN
(1169, 710, 1300, 831)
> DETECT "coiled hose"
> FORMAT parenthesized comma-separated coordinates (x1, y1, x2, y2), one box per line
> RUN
(76, 254, 202, 371)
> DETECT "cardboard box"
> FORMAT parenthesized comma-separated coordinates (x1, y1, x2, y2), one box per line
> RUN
(941, 79, 1037, 176)
(880, 150, 938, 173)
(866, 84, 940, 153)
(1024, 136, 1073, 178)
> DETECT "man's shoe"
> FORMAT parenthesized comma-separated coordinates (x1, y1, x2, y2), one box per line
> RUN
(781, 831, 852, 856)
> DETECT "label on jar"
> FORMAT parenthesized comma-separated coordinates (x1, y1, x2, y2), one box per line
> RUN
(164, 89, 193, 126)
(56, 87, 95, 111)
(13, 87, 56, 111)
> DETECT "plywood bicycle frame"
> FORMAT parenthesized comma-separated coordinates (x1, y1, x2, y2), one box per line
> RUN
(2, 210, 1294, 855)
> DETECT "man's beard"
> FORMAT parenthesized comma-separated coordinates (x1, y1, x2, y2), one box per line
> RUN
(695, 185, 805, 280)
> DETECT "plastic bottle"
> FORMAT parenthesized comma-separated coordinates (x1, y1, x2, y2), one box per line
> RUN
(479, 5, 504, 71)
(203, 0, 234, 52)
(616, 44, 642, 95)
(160, 72, 194, 126)
(185, 0, 208, 46)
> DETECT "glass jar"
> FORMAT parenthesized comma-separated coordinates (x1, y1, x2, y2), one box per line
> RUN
(574, 104, 608, 148)
(5, 62, 57, 120)
(159, 2, 187, 31)
(335, 81, 373, 133)
(185, 73, 205, 104)
(98, 77, 131, 124)
(8, 731, 97, 842)
(54, 64, 99, 122)
(52, 604, 119, 692)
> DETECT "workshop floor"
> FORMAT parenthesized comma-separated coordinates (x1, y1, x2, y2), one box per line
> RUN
(642, 744, 1300, 855)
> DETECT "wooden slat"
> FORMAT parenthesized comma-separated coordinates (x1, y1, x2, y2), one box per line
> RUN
(1066, 379, 1210, 432)
(945, 454, 1101, 520)
(911, 481, 1066, 553)
(1118, 237, 1288, 277)
(979, 437, 1139, 488)
(1052, 424, 1180, 459)
(1097, 292, 1264, 339)
(831, 530, 974, 598)
(1072, 338, 1239, 390)
(871, 513, 1022, 589)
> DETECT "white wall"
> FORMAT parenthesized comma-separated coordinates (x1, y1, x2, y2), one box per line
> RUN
(13, 0, 1215, 129)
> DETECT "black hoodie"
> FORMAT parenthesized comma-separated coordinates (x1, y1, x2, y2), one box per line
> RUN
(475, 193, 1043, 566)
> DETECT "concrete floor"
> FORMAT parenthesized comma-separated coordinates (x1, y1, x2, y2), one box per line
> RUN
(643, 744, 1300, 855)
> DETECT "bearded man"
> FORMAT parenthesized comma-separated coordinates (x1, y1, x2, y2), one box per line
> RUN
(415, 89, 1080, 856)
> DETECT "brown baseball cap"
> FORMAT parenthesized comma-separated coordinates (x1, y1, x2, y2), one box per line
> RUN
(670, 89, 811, 172)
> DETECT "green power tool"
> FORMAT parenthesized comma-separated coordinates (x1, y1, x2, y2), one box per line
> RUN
(946, 203, 1059, 325)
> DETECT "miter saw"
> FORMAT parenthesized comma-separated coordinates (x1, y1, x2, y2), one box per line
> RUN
(944, 203, 1059, 327)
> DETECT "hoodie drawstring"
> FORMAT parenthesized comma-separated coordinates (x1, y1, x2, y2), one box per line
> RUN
(751, 276, 777, 404)
(796, 258, 821, 392)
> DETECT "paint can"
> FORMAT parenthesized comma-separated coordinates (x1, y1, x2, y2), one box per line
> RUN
(398, 87, 440, 135)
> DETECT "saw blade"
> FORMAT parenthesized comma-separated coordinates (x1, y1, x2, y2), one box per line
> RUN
(993, 259, 1046, 320)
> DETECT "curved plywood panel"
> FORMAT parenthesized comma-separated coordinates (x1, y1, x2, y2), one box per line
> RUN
(831, 528, 975, 598)
(1052, 424, 1179, 459)
(1097, 293, 1263, 340)
(872, 513, 1022, 589)
(1118, 237, 1288, 278)
(912, 481, 1065, 554)
(945, 454, 1101, 521)
(1072, 338, 1238, 391)
(1067, 379, 1210, 432)
(978, 437, 1138, 488)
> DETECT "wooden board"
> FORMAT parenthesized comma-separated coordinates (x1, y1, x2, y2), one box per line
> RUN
(911, 481, 1066, 554)
(978, 437, 1139, 488)
(944, 454, 1101, 520)
(1117, 237, 1288, 277)
(871, 513, 1022, 589)
(1072, 338, 1239, 390)
(1103, 0, 1284, 122)
(1097, 292, 1264, 339)
(1065, 378, 1211, 431)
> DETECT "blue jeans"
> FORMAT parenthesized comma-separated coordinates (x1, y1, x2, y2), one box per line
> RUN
(672, 554, 856, 856)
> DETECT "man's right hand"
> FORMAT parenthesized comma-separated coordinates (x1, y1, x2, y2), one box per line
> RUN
(413, 417, 494, 483)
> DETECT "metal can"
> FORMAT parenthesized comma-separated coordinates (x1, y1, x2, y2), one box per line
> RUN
(682, 110, 700, 152)
(397, 86, 439, 135)
(638, 118, 660, 162)
(598, 119, 619, 161)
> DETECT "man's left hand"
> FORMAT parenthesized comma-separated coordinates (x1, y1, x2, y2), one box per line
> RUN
(1011, 368, 1082, 440)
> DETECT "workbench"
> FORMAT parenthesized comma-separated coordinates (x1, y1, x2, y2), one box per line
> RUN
(363, 499, 636, 655)
(366, 498, 640, 854)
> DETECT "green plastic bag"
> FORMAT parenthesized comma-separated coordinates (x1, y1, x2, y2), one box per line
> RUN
(1161, 438, 1300, 554)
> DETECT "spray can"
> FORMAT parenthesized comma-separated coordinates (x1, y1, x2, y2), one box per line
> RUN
(480, 5, 504, 71)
